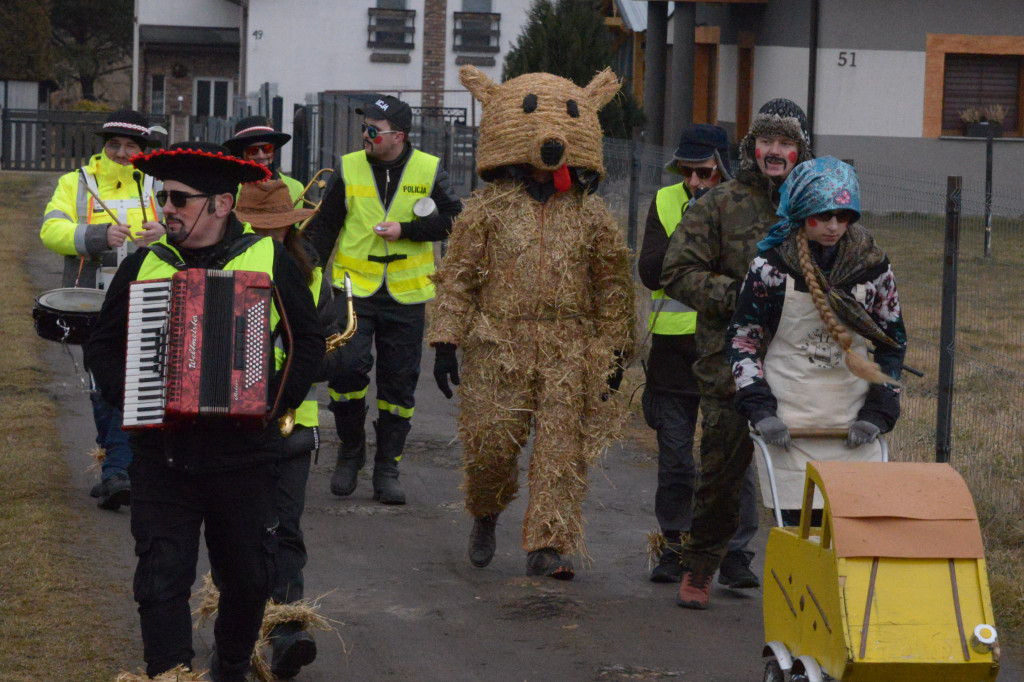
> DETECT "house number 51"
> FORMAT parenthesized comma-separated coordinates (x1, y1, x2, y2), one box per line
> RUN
(838, 51, 857, 67)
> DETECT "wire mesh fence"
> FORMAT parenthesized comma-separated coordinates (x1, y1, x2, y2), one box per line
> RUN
(599, 139, 1024, 521)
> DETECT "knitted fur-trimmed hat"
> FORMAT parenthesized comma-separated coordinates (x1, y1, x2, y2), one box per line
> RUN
(738, 98, 814, 174)
(131, 141, 270, 195)
(460, 65, 620, 181)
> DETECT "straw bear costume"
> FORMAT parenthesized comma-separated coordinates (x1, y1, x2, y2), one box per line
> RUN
(428, 66, 635, 559)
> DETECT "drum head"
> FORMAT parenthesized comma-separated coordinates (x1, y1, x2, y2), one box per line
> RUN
(36, 287, 106, 313)
(33, 287, 105, 345)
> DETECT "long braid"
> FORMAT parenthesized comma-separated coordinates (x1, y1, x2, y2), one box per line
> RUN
(796, 229, 895, 385)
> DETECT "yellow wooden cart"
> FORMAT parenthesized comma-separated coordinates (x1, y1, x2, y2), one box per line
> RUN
(761, 460, 1000, 681)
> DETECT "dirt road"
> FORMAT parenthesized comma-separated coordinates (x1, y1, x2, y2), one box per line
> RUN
(32, 236, 1017, 681)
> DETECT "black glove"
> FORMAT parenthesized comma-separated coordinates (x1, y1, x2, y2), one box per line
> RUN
(847, 420, 881, 448)
(433, 343, 460, 399)
(755, 416, 791, 450)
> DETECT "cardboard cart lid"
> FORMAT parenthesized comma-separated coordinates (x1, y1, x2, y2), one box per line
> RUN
(809, 462, 985, 559)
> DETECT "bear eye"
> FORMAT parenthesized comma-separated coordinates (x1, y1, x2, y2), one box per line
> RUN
(523, 94, 538, 113)
(566, 99, 579, 118)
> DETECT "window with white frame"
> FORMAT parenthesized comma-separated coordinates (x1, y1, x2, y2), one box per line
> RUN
(194, 78, 232, 118)
(368, 0, 415, 50)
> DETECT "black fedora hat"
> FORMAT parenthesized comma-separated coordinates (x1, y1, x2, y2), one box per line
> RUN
(132, 141, 270, 195)
(223, 116, 292, 156)
(95, 109, 164, 148)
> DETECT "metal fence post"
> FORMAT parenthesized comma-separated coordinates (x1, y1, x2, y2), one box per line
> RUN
(627, 127, 643, 251)
(936, 175, 961, 464)
(983, 128, 994, 258)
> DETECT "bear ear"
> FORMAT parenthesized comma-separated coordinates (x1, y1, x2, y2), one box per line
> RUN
(460, 65, 499, 104)
(584, 68, 621, 111)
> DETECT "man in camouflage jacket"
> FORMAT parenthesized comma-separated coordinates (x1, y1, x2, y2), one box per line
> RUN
(660, 98, 814, 609)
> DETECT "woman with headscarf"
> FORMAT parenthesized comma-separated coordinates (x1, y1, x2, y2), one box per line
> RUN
(725, 157, 907, 526)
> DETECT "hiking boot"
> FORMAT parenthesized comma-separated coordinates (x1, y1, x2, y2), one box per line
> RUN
(372, 413, 409, 505)
(89, 482, 103, 498)
(329, 403, 367, 497)
(718, 549, 760, 589)
(96, 473, 130, 511)
(649, 540, 684, 583)
(526, 548, 574, 580)
(208, 646, 249, 682)
(676, 570, 713, 609)
(468, 515, 498, 568)
(269, 623, 317, 680)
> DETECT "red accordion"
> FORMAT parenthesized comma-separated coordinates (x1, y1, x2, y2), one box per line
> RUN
(123, 269, 274, 430)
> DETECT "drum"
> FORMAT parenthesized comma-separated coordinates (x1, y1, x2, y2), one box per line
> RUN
(32, 288, 106, 345)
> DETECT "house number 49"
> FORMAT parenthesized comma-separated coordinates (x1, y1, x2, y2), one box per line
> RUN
(838, 51, 857, 67)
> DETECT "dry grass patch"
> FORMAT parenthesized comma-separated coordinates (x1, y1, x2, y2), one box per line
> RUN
(0, 171, 136, 680)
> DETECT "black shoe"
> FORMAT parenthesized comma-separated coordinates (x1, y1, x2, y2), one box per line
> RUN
(208, 646, 249, 682)
(468, 515, 498, 568)
(330, 450, 363, 497)
(526, 548, 574, 580)
(650, 541, 684, 583)
(372, 476, 406, 505)
(89, 482, 103, 498)
(96, 473, 130, 511)
(270, 624, 317, 680)
(718, 549, 760, 589)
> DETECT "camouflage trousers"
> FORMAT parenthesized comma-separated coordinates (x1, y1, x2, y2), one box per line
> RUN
(680, 395, 754, 575)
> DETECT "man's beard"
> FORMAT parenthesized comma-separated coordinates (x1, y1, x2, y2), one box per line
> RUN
(691, 186, 711, 200)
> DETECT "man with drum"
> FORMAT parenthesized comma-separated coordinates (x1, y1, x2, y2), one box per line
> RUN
(39, 109, 166, 510)
(85, 142, 324, 681)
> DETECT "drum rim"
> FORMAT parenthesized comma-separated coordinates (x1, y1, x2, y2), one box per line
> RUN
(35, 287, 106, 312)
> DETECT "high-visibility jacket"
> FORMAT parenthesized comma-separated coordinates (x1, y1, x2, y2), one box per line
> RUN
(138, 225, 281, 353)
(649, 183, 698, 336)
(333, 149, 440, 303)
(41, 153, 162, 287)
(273, 266, 324, 429)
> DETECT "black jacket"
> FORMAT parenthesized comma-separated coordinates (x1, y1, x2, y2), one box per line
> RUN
(303, 143, 462, 268)
(85, 215, 325, 473)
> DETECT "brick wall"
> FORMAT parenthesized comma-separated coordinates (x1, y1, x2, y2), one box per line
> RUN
(421, 0, 448, 108)
(141, 47, 239, 118)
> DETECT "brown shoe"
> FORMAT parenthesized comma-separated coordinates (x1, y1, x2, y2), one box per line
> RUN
(676, 570, 713, 609)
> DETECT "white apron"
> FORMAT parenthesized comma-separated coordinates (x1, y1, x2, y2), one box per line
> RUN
(755, 275, 883, 509)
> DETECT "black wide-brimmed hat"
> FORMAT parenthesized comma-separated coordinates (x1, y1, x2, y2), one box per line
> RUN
(131, 141, 270, 195)
(95, 109, 164, 147)
(223, 116, 292, 156)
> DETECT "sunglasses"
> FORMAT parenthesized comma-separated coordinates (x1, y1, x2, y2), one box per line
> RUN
(361, 123, 401, 140)
(156, 190, 213, 208)
(677, 164, 718, 180)
(243, 142, 275, 158)
(809, 209, 857, 224)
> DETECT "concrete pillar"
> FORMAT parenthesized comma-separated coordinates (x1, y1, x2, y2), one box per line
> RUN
(643, 2, 668, 146)
(669, 1, 695, 147)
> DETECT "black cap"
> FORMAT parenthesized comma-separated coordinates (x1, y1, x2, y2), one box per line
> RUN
(222, 116, 292, 156)
(95, 109, 163, 148)
(131, 141, 271, 195)
(356, 95, 413, 133)
(667, 124, 731, 176)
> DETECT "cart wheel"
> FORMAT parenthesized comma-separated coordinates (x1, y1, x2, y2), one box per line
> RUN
(763, 658, 785, 682)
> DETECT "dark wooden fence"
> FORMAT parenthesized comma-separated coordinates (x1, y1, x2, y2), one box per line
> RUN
(1, 109, 169, 172)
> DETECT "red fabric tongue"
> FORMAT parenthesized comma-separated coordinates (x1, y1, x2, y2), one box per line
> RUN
(553, 164, 571, 192)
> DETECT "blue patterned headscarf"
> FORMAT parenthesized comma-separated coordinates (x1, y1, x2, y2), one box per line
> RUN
(757, 156, 861, 253)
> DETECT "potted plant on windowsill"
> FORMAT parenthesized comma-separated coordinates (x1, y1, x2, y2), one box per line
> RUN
(960, 105, 1005, 138)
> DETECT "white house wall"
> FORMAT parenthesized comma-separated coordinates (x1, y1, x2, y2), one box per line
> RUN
(751, 46, 809, 121)
(138, 0, 240, 28)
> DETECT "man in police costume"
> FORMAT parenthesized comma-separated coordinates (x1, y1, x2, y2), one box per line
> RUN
(304, 95, 461, 505)
(638, 124, 759, 589)
(85, 142, 324, 681)
(40, 109, 166, 510)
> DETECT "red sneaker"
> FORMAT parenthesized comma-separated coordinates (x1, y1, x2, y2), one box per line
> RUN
(676, 570, 713, 609)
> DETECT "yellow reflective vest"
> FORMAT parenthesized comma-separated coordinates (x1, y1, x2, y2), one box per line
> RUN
(41, 153, 161, 256)
(333, 149, 440, 303)
(650, 183, 698, 336)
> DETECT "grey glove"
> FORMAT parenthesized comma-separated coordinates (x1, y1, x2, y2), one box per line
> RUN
(847, 420, 881, 448)
(755, 416, 791, 450)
